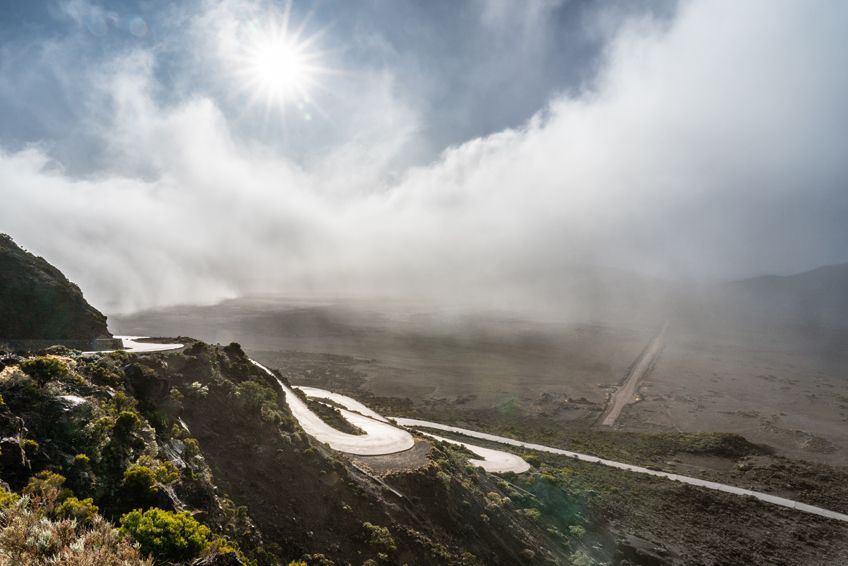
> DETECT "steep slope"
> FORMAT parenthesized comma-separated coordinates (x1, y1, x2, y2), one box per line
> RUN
(0, 341, 581, 565)
(0, 234, 110, 340)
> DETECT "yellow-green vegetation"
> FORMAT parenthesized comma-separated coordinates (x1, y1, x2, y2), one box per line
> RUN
(182, 437, 201, 459)
(236, 379, 287, 425)
(54, 496, 99, 524)
(21, 438, 39, 457)
(23, 470, 71, 501)
(18, 356, 68, 386)
(73, 453, 92, 467)
(362, 522, 396, 553)
(0, 490, 150, 565)
(119, 507, 211, 563)
(113, 410, 141, 437)
(0, 487, 20, 509)
(121, 465, 159, 501)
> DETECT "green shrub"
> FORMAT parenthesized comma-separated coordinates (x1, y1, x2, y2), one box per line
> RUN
(237, 380, 285, 424)
(0, 486, 20, 508)
(113, 410, 141, 438)
(21, 438, 39, 457)
(122, 465, 158, 498)
(154, 460, 179, 484)
(362, 522, 396, 552)
(108, 350, 130, 362)
(183, 437, 201, 459)
(568, 524, 586, 539)
(85, 361, 122, 386)
(110, 391, 136, 412)
(569, 549, 595, 566)
(223, 342, 245, 357)
(54, 496, 99, 524)
(72, 453, 91, 468)
(119, 508, 211, 563)
(67, 453, 95, 494)
(19, 356, 68, 386)
(523, 453, 542, 468)
(0, 496, 152, 564)
(23, 470, 69, 500)
(522, 508, 541, 520)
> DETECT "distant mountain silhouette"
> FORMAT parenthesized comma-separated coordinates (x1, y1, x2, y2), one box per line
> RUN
(0, 234, 110, 340)
(725, 263, 848, 327)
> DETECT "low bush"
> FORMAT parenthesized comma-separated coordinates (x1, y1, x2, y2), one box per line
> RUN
(23, 470, 71, 503)
(236, 380, 285, 425)
(362, 522, 396, 553)
(54, 496, 99, 525)
(19, 356, 68, 386)
(0, 494, 151, 564)
(0, 486, 19, 509)
(119, 507, 211, 563)
(122, 465, 159, 499)
(114, 410, 141, 437)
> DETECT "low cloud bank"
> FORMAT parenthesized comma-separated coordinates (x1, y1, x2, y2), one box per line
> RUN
(2, 0, 847, 314)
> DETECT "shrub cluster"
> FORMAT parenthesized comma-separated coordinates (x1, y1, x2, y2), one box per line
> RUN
(362, 522, 397, 553)
(18, 356, 68, 386)
(0, 487, 150, 565)
(119, 508, 211, 563)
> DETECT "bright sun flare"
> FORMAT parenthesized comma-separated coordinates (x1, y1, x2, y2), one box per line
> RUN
(236, 15, 326, 114)
(248, 38, 307, 99)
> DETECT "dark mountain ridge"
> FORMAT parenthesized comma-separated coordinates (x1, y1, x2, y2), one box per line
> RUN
(0, 234, 110, 342)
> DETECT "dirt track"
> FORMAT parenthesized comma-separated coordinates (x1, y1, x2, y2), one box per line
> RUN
(600, 321, 668, 426)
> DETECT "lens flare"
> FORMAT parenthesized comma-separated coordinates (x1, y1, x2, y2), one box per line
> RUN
(232, 7, 329, 115)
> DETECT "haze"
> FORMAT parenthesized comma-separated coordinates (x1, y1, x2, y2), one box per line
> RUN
(1, 0, 847, 314)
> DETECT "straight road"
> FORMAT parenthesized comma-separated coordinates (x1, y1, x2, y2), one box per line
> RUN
(599, 321, 668, 426)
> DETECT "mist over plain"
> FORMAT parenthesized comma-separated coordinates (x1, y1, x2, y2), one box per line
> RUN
(1, 0, 847, 316)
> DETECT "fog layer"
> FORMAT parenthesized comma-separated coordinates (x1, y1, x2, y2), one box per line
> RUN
(2, 0, 847, 313)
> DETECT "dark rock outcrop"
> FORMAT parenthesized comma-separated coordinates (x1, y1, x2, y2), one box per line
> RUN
(0, 234, 110, 341)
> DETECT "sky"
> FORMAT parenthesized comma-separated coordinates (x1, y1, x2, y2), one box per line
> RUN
(1, 0, 847, 314)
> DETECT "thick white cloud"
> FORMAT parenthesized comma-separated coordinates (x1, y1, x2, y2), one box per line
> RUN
(1, 0, 847, 314)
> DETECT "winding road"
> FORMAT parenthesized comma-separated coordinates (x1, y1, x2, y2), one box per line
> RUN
(84, 336, 184, 354)
(248, 360, 848, 523)
(252, 361, 415, 456)
(292, 383, 530, 473)
(393, 418, 848, 523)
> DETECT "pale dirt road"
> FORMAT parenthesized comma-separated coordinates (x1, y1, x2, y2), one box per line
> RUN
(599, 321, 668, 427)
(296, 386, 530, 473)
(253, 359, 848, 520)
(252, 361, 415, 456)
(84, 336, 184, 354)
(394, 417, 848, 523)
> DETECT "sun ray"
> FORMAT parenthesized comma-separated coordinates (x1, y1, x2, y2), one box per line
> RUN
(229, 6, 332, 118)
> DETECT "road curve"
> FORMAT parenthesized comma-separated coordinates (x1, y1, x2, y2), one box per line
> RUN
(418, 431, 531, 473)
(296, 386, 390, 423)
(394, 418, 848, 523)
(84, 336, 184, 354)
(252, 362, 415, 456)
(294, 386, 530, 473)
(250, 364, 848, 521)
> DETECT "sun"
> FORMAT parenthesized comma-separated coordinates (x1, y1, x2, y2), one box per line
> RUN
(245, 33, 313, 105)
(250, 38, 305, 96)
(231, 9, 328, 115)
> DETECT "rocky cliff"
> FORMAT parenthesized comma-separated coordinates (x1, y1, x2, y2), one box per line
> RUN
(0, 234, 110, 341)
